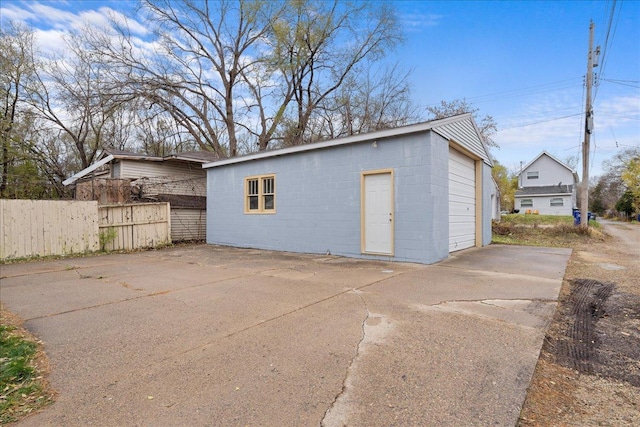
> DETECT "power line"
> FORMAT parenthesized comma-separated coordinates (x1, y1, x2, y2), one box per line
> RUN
(500, 113, 583, 130)
(494, 104, 582, 121)
(423, 77, 584, 108)
(598, 112, 640, 120)
(601, 79, 640, 89)
(594, 0, 621, 101)
(604, 78, 640, 83)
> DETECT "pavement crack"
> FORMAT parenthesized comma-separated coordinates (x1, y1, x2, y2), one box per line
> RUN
(428, 297, 556, 307)
(159, 271, 407, 364)
(320, 289, 370, 427)
(24, 291, 170, 321)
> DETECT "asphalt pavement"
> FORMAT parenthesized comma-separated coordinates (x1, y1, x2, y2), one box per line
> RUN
(0, 243, 571, 426)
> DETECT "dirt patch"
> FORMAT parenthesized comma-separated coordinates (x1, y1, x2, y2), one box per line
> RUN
(518, 221, 640, 426)
(547, 279, 640, 387)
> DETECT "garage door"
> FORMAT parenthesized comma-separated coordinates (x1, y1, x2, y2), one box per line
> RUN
(449, 147, 476, 252)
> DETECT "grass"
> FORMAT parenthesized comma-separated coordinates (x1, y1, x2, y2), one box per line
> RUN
(493, 214, 603, 247)
(0, 308, 54, 424)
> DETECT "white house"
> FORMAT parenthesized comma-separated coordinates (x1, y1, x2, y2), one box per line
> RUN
(514, 151, 579, 216)
(203, 114, 494, 265)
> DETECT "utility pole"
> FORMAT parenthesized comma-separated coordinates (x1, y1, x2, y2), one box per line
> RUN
(580, 21, 600, 227)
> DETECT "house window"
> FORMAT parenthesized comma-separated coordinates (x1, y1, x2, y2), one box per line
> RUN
(521, 199, 533, 208)
(526, 171, 539, 179)
(550, 197, 564, 207)
(245, 175, 275, 213)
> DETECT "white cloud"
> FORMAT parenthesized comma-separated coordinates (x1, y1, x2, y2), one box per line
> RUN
(2, 2, 149, 38)
(399, 12, 442, 32)
(33, 27, 67, 55)
(0, 4, 38, 22)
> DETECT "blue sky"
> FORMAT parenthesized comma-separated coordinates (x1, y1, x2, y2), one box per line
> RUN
(2, 0, 639, 178)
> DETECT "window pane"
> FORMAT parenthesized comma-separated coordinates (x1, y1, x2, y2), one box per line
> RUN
(527, 171, 539, 179)
(249, 195, 259, 210)
(263, 177, 274, 194)
(264, 195, 274, 210)
(550, 198, 563, 206)
(521, 199, 533, 207)
(248, 179, 258, 195)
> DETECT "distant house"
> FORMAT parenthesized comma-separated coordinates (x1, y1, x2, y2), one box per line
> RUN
(490, 176, 501, 220)
(204, 114, 495, 265)
(63, 149, 218, 241)
(514, 151, 579, 216)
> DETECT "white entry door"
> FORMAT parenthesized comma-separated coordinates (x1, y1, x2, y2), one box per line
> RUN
(362, 171, 393, 255)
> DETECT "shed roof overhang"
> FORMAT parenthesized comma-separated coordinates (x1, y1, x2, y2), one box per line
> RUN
(62, 155, 115, 186)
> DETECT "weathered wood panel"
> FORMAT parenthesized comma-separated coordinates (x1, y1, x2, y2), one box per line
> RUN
(0, 199, 99, 260)
(171, 208, 206, 241)
(98, 203, 171, 251)
(75, 178, 133, 204)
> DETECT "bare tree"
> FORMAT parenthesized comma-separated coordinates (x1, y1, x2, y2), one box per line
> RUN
(271, 0, 403, 146)
(93, 0, 287, 157)
(563, 155, 579, 170)
(0, 22, 37, 197)
(426, 99, 499, 148)
(313, 63, 419, 139)
(23, 29, 132, 170)
(132, 103, 198, 156)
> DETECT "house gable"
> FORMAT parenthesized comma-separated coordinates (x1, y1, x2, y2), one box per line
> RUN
(518, 151, 578, 188)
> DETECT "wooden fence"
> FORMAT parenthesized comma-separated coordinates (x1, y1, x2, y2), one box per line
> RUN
(98, 203, 171, 251)
(0, 200, 171, 261)
(0, 199, 99, 260)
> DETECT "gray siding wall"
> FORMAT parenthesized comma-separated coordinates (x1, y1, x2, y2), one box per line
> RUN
(482, 163, 494, 245)
(118, 160, 205, 180)
(433, 117, 490, 166)
(171, 208, 206, 241)
(207, 131, 450, 264)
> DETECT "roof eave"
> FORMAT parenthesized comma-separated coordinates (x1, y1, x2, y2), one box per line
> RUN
(203, 115, 477, 169)
(515, 192, 573, 197)
(63, 154, 115, 186)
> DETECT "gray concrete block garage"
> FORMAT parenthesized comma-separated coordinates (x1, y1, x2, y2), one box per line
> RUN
(0, 243, 570, 426)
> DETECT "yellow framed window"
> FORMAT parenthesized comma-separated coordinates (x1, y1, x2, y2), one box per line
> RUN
(245, 175, 275, 213)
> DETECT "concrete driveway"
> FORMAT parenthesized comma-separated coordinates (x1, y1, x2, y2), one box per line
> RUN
(1, 244, 571, 426)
